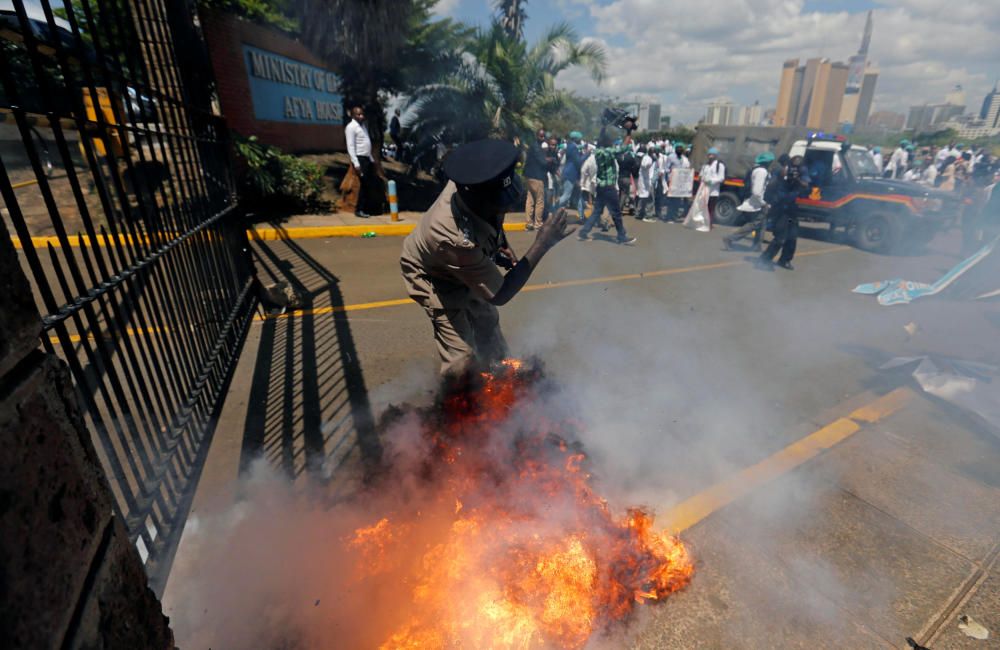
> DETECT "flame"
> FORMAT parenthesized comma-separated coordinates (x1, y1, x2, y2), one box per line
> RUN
(347, 360, 693, 648)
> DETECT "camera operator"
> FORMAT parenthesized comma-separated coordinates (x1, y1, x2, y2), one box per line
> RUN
(756, 155, 811, 271)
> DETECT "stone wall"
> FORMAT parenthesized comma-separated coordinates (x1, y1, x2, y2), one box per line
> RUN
(0, 221, 174, 648)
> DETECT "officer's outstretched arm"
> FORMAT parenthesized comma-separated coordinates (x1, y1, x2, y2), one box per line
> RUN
(490, 209, 574, 306)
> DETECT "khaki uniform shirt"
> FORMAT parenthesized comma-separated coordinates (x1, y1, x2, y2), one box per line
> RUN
(400, 183, 505, 309)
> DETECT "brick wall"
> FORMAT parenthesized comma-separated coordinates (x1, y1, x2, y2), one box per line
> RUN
(0, 222, 174, 648)
(202, 11, 346, 153)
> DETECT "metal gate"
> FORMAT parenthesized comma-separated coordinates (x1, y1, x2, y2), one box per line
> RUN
(0, 0, 256, 593)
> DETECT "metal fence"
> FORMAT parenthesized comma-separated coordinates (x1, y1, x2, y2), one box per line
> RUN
(0, 0, 256, 593)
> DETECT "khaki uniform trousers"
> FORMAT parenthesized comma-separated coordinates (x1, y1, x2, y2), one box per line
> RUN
(425, 300, 508, 376)
(524, 178, 546, 229)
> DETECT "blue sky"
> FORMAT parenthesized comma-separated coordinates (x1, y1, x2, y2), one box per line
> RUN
(433, 0, 999, 125)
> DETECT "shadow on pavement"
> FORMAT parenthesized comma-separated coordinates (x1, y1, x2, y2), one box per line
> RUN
(240, 233, 381, 492)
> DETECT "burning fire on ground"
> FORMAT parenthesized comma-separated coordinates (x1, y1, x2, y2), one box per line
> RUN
(347, 359, 694, 648)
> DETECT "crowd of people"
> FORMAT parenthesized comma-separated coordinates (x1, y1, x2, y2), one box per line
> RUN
(521, 128, 711, 245)
(518, 125, 999, 267)
(873, 139, 996, 193)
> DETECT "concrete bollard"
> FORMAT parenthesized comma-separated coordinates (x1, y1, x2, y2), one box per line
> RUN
(388, 180, 399, 221)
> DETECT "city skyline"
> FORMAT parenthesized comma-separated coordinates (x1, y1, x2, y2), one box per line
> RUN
(435, 1, 999, 126)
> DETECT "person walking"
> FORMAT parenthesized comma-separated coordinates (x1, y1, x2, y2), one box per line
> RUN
(870, 146, 883, 172)
(886, 140, 909, 179)
(699, 147, 726, 224)
(577, 131, 637, 245)
(522, 128, 549, 231)
(616, 139, 639, 217)
(636, 145, 660, 223)
(556, 131, 585, 217)
(756, 155, 810, 270)
(389, 108, 403, 155)
(345, 105, 384, 217)
(723, 152, 774, 251)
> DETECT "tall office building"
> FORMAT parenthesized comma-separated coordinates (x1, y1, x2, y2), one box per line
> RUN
(738, 101, 763, 126)
(839, 10, 879, 127)
(980, 82, 1000, 129)
(775, 57, 848, 131)
(705, 101, 737, 125)
(774, 60, 802, 126)
(636, 103, 661, 132)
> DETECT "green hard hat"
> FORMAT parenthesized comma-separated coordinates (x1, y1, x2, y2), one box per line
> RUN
(755, 152, 776, 165)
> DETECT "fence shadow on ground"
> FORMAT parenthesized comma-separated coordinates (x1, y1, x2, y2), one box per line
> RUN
(241, 232, 380, 494)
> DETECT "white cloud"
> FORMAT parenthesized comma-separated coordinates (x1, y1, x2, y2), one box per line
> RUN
(553, 0, 1000, 124)
(433, 0, 462, 17)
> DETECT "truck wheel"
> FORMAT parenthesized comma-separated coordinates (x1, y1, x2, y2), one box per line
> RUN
(854, 213, 900, 253)
(713, 192, 741, 226)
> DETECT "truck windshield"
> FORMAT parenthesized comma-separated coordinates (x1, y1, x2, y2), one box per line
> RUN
(846, 149, 880, 178)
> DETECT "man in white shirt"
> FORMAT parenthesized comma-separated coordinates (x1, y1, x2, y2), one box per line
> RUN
(664, 144, 691, 221)
(636, 146, 659, 222)
(870, 146, 883, 172)
(723, 152, 774, 251)
(700, 147, 726, 223)
(345, 105, 383, 217)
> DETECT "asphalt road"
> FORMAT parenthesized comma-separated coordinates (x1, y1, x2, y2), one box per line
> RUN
(166, 217, 1000, 648)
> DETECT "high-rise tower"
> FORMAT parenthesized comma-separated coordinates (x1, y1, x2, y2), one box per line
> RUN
(841, 10, 878, 127)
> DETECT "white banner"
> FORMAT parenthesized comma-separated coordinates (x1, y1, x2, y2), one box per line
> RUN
(667, 168, 694, 198)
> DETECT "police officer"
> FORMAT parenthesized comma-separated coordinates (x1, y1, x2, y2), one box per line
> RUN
(400, 139, 574, 376)
(755, 155, 811, 271)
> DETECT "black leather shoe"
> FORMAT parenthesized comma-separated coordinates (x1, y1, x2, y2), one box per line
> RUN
(777, 261, 794, 270)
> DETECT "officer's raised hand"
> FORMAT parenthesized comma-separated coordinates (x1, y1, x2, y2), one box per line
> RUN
(535, 208, 576, 250)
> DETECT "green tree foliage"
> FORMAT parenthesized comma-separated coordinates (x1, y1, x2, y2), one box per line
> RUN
(291, 0, 416, 144)
(232, 134, 325, 213)
(405, 20, 607, 143)
(494, 0, 527, 41)
(197, 0, 297, 32)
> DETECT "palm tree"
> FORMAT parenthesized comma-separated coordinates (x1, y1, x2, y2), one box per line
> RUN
(494, 0, 527, 41)
(291, 0, 416, 145)
(405, 21, 607, 144)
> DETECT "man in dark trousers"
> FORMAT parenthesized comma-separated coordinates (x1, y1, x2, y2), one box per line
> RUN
(756, 155, 810, 270)
(346, 105, 384, 217)
(389, 108, 402, 154)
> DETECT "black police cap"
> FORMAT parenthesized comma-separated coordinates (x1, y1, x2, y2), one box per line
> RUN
(443, 139, 519, 187)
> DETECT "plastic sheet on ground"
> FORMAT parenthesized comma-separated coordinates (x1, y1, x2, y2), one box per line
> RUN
(853, 235, 1000, 306)
(881, 356, 1000, 433)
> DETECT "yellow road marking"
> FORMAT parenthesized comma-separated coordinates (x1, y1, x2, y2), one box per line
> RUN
(256, 245, 849, 320)
(47, 325, 165, 346)
(665, 387, 913, 533)
(849, 387, 912, 423)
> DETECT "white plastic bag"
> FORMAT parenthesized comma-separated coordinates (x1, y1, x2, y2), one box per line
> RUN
(684, 183, 712, 232)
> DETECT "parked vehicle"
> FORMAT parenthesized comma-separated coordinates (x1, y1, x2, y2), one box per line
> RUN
(691, 126, 958, 252)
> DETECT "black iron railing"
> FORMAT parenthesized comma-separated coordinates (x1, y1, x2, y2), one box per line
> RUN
(0, 0, 255, 593)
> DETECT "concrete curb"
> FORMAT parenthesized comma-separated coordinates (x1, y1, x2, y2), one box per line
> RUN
(12, 221, 531, 249)
(248, 221, 529, 240)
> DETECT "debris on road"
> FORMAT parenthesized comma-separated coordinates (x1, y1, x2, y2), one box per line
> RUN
(261, 281, 303, 310)
(362, 231, 377, 238)
(853, 235, 999, 305)
(905, 637, 931, 650)
(958, 614, 990, 640)
(881, 356, 1000, 432)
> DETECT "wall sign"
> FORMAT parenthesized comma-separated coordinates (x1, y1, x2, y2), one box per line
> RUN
(243, 44, 343, 124)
